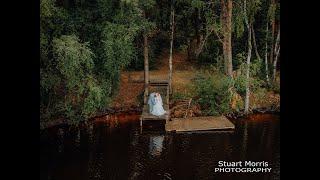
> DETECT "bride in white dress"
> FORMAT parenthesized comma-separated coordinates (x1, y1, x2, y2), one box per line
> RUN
(149, 92, 166, 116)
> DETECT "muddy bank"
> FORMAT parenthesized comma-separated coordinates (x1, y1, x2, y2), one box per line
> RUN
(40, 106, 142, 130)
(41, 101, 278, 130)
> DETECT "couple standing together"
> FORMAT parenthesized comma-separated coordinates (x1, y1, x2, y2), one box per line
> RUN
(148, 92, 167, 116)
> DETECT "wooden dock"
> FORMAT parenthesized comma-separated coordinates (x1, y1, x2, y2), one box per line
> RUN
(165, 116, 235, 132)
(141, 105, 170, 121)
(140, 79, 170, 131)
(140, 78, 234, 132)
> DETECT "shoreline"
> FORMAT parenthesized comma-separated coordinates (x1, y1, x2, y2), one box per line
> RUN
(40, 103, 279, 130)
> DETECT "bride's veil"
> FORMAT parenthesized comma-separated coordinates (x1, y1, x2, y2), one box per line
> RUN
(158, 94, 163, 105)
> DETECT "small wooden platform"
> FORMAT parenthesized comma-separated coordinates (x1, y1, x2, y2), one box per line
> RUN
(140, 78, 170, 129)
(141, 105, 170, 121)
(165, 116, 235, 132)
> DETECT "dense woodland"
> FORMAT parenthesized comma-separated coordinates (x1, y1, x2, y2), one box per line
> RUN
(40, 0, 280, 127)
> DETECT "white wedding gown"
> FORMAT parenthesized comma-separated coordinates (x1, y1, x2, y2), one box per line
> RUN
(150, 94, 166, 116)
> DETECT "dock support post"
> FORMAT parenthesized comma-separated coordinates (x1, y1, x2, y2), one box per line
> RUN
(166, 85, 169, 105)
(140, 117, 142, 133)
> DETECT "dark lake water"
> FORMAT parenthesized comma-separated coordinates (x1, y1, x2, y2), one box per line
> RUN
(40, 113, 279, 180)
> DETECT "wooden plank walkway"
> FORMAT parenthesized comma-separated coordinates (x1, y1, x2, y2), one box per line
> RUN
(140, 78, 234, 132)
(165, 116, 235, 132)
(141, 105, 170, 121)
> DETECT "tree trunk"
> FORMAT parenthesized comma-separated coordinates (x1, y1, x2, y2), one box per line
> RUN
(187, 38, 192, 60)
(194, 27, 215, 59)
(244, 28, 252, 114)
(252, 26, 261, 61)
(221, 0, 233, 77)
(193, 7, 204, 60)
(169, 4, 175, 94)
(264, 22, 270, 84)
(273, 27, 280, 82)
(195, 8, 200, 46)
(244, 0, 252, 114)
(273, 46, 280, 83)
(269, 25, 274, 65)
(143, 34, 149, 104)
(269, 0, 275, 65)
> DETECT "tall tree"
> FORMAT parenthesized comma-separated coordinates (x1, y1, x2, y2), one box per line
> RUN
(269, 0, 275, 65)
(244, 0, 252, 114)
(193, 0, 215, 59)
(272, 27, 280, 82)
(264, 20, 270, 84)
(252, 25, 261, 61)
(221, 0, 233, 77)
(197, 0, 234, 76)
(243, 0, 261, 114)
(125, 0, 156, 103)
(143, 27, 149, 104)
(169, 0, 175, 94)
(267, 0, 279, 83)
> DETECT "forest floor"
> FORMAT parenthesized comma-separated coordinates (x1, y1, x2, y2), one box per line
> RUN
(111, 49, 280, 117)
(111, 50, 196, 109)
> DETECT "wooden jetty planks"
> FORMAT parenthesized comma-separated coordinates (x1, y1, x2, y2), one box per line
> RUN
(141, 106, 170, 120)
(141, 105, 170, 121)
(141, 79, 170, 122)
(165, 116, 235, 132)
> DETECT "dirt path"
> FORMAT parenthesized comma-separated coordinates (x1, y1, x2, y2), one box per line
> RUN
(111, 50, 194, 109)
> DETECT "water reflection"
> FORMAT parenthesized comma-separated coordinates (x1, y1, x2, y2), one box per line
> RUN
(40, 113, 280, 180)
(241, 120, 248, 160)
(148, 135, 164, 156)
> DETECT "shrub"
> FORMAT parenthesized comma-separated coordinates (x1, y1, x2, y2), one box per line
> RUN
(172, 92, 186, 101)
(270, 81, 280, 93)
(41, 35, 107, 124)
(172, 82, 196, 101)
(233, 58, 264, 97)
(194, 72, 233, 116)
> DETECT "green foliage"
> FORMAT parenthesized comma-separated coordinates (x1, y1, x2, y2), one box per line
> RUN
(40, 0, 56, 18)
(246, 0, 262, 23)
(233, 53, 264, 97)
(254, 87, 267, 100)
(194, 72, 233, 116)
(53, 35, 94, 82)
(267, 1, 277, 23)
(194, 67, 265, 115)
(172, 92, 186, 101)
(270, 81, 280, 93)
(97, 0, 118, 20)
(191, 0, 205, 9)
(101, 23, 137, 67)
(197, 37, 222, 67)
(99, 22, 138, 91)
(40, 0, 279, 127)
(233, 2, 245, 38)
(50, 35, 105, 123)
(127, 37, 159, 70)
(40, 0, 158, 126)
(172, 84, 195, 102)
